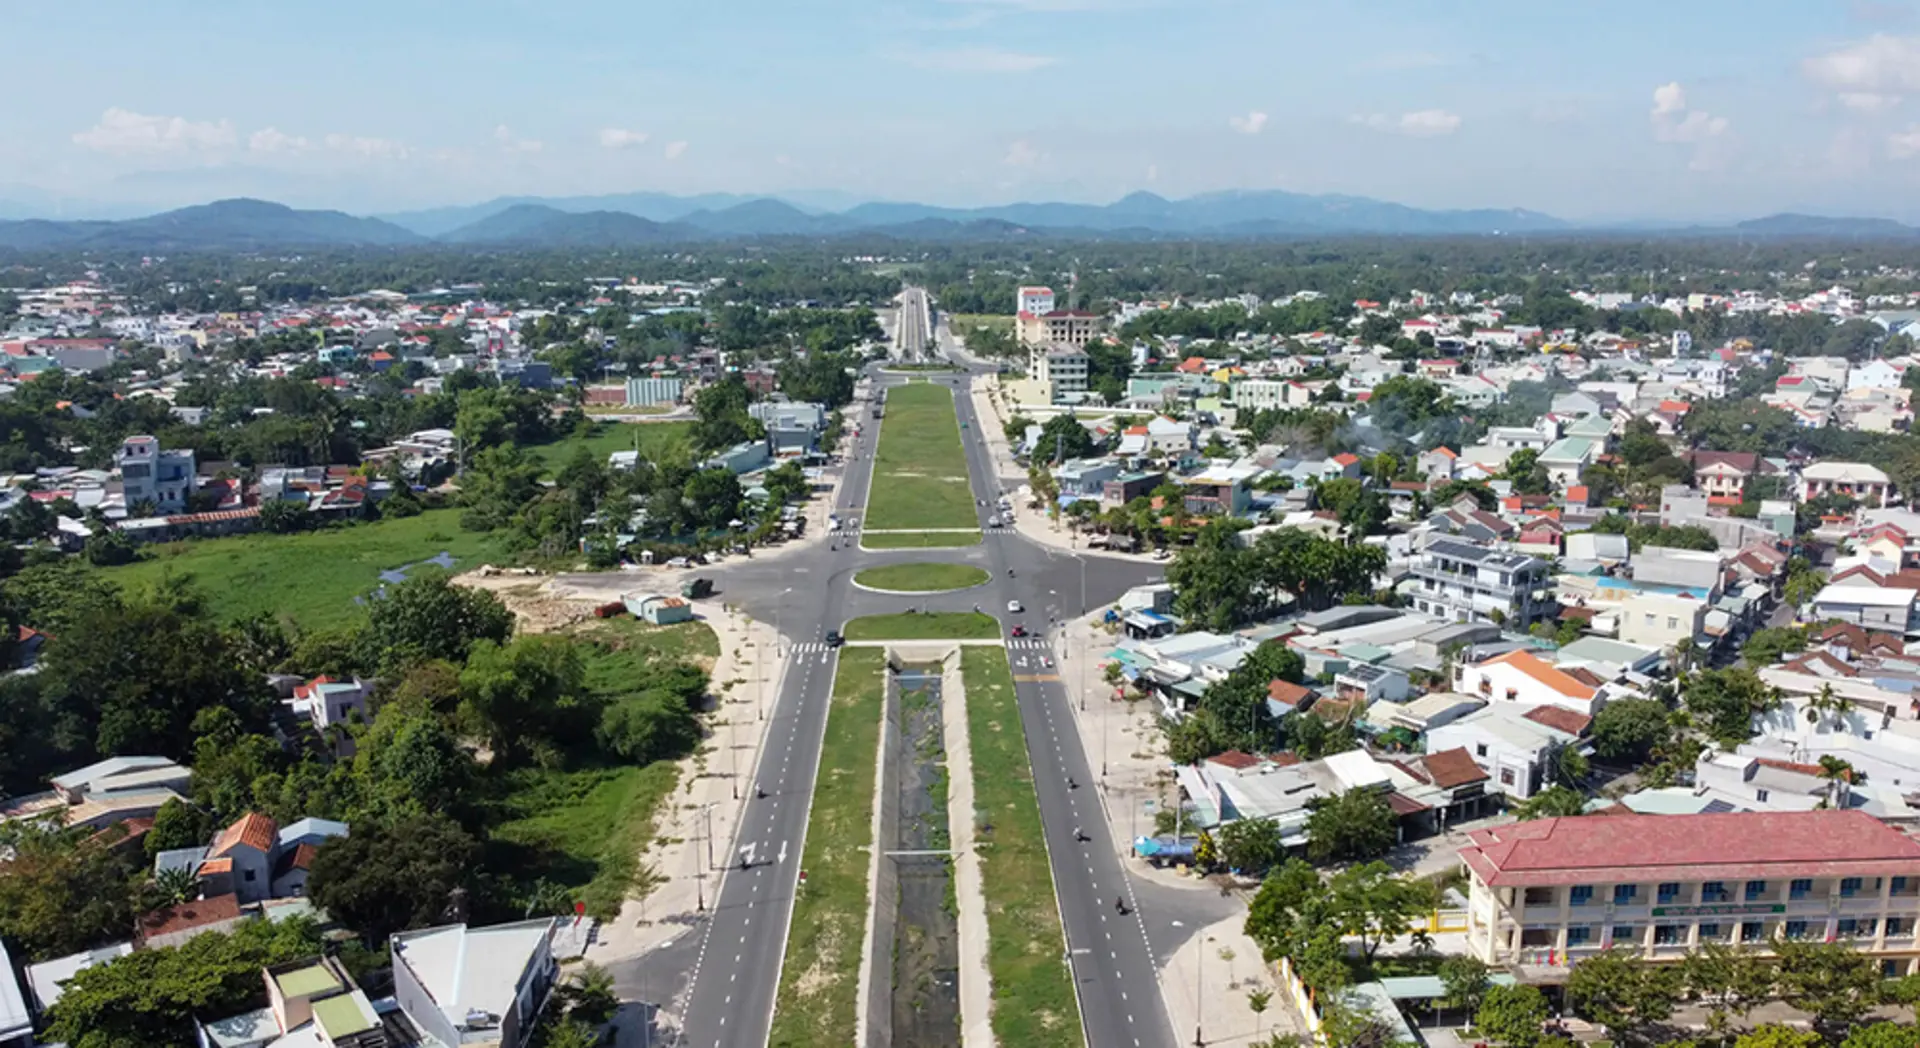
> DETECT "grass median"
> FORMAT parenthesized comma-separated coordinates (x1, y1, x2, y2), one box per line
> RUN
(843, 612, 1001, 642)
(866, 383, 977, 533)
(852, 563, 991, 593)
(769, 647, 887, 1048)
(961, 646, 1083, 1048)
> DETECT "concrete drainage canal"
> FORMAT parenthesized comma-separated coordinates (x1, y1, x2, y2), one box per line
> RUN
(887, 664, 961, 1046)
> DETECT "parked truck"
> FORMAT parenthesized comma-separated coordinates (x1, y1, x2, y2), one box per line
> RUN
(680, 577, 714, 599)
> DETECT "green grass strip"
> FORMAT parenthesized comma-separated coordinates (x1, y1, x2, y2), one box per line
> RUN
(866, 383, 978, 531)
(769, 648, 888, 1048)
(852, 563, 991, 592)
(843, 612, 1001, 642)
(962, 647, 1084, 1048)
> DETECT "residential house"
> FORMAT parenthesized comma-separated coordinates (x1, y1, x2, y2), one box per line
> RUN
(1333, 663, 1413, 706)
(1407, 538, 1553, 627)
(392, 919, 560, 1048)
(1418, 447, 1458, 481)
(26, 943, 132, 1017)
(1455, 649, 1604, 718)
(1427, 703, 1586, 800)
(153, 811, 348, 904)
(1803, 462, 1893, 508)
(115, 434, 197, 512)
(1538, 437, 1601, 490)
(1, 756, 189, 832)
(1810, 579, 1920, 635)
(197, 956, 389, 1048)
(1684, 450, 1768, 505)
(287, 676, 373, 756)
(1178, 463, 1258, 517)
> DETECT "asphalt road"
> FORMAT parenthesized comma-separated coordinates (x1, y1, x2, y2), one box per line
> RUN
(624, 290, 1231, 1047)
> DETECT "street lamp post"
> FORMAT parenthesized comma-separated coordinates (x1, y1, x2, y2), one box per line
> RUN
(1195, 935, 1212, 1046)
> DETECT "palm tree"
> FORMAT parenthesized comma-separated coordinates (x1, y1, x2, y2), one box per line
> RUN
(1805, 683, 1854, 731)
(152, 866, 199, 907)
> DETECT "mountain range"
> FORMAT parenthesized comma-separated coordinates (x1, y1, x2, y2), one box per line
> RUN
(4, 193, 1920, 251)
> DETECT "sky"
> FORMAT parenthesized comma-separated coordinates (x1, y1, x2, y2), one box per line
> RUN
(11, 0, 1920, 222)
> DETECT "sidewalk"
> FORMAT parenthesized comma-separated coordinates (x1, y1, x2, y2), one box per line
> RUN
(585, 608, 784, 969)
(1053, 614, 1219, 892)
(1161, 913, 1307, 1047)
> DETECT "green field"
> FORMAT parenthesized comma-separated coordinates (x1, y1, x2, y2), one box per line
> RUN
(770, 648, 887, 1048)
(860, 531, 981, 550)
(843, 611, 1001, 641)
(852, 563, 990, 592)
(96, 508, 503, 631)
(529, 421, 694, 474)
(961, 647, 1082, 1047)
(866, 383, 977, 533)
(572, 615, 721, 676)
(485, 760, 680, 921)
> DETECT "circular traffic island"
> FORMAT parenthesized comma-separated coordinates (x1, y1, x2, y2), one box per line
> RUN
(853, 562, 991, 594)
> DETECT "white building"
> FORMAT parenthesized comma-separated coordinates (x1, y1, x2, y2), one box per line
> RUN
(114, 434, 197, 513)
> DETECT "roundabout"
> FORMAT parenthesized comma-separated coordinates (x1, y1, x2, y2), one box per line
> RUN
(852, 561, 992, 594)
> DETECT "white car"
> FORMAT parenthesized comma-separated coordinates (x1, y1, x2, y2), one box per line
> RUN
(1007, 600, 1024, 613)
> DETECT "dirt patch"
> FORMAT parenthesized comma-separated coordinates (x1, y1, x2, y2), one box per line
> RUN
(454, 569, 599, 633)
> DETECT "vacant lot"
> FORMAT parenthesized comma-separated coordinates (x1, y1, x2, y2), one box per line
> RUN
(529, 420, 694, 474)
(962, 647, 1082, 1048)
(770, 647, 887, 1047)
(485, 760, 680, 921)
(844, 612, 1000, 642)
(948, 314, 1014, 336)
(865, 383, 977, 533)
(853, 563, 990, 593)
(98, 509, 502, 631)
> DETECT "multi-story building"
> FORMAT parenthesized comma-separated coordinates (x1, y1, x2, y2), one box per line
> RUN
(1409, 538, 1553, 627)
(1177, 464, 1258, 517)
(1032, 345, 1089, 401)
(1460, 810, 1920, 977)
(115, 435, 197, 513)
(1018, 310, 1102, 349)
(1016, 285, 1056, 316)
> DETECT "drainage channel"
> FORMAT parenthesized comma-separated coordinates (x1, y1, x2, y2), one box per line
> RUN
(890, 665, 961, 1046)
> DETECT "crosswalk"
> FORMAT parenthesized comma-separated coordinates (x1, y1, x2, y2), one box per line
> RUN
(1006, 638, 1055, 651)
(789, 642, 840, 656)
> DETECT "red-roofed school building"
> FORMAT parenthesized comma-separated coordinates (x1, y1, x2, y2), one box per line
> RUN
(1460, 810, 1920, 975)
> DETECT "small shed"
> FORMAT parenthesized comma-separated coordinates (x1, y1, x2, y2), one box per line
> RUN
(624, 593, 695, 625)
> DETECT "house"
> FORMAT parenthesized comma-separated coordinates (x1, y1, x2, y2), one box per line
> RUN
(153, 812, 348, 904)
(1418, 447, 1458, 481)
(1, 756, 188, 831)
(1454, 649, 1602, 717)
(1537, 437, 1601, 489)
(1333, 663, 1412, 706)
(1810, 580, 1920, 635)
(1802, 461, 1893, 508)
(1684, 450, 1768, 505)
(1407, 539, 1553, 627)
(199, 955, 396, 1048)
(392, 919, 560, 1048)
(1177, 463, 1258, 517)
(25, 943, 132, 1016)
(288, 676, 373, 756)
(138, 894, 249, 949)
(1427, 703, 1584, 800)
(115, 434, 198, 512)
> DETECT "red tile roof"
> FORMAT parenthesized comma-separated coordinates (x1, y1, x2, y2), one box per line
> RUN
(1522, 705, 1592, 736)
(1267, 679, 1312, 708)
(209, 812, 278, 857)
(1386, 791, 1433, 816)
(1421, 747, 1492, 789)
(139, 894, 243, 939)
(1461, 810, 1920, 887)
(1480, 650, 1596, 701)
(1206, 750, 1262, 771)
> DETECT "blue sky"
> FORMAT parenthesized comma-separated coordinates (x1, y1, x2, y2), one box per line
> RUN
(10, 0, 1920, 221)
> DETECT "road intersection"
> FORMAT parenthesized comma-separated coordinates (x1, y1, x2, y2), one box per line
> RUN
(607, 290, 1236, 1047)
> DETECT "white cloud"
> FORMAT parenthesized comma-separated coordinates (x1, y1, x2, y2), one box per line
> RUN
(663, 140, 689, 160)
(72, 108, 236, 154)
(598, 128, 649, 149)
(1003, 139, 1041, 166)
(323, 133, 409, 160)
(1228, 110, 1268, 135)
(1353, 109, 1461, 137)
(1805, 34, 1920, 95)
(1841, 91, 1903, 111)
(1648, 82, 1729, 170)
(1652, 81, 1689, 116)
(1889, 125, 1920, 158)
(493, 125, 544, 154)
(894, 46, 1057, 72)
(248, 127, 310, 154)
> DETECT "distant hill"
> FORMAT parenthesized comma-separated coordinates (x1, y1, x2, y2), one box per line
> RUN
(437, 204, 693, 246)
(1733, 213, 1920, 238)
(677, 199, 852, 237)
(381, 191, 775, 236)
(0, 198, 423, 250)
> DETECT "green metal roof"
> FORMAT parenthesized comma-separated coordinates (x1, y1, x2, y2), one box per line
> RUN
(273, 963, 340, 999)
(312, 994, 377, 1039)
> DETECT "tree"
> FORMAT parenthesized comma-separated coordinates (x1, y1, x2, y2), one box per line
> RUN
(363, 572, 514, 671)
(1513, 784, 1589, 821)
(457, 444, 543, 531)
(1842, 1022, 1920, 1048)
(257, 498, 312, 534)
(596, 688, 702, 765)
(682, 468, 744, 530)
(1566, 948, 1680, 1041)
(1167, 520, 1260, 632)
(1328, 862, 1434, 963)
(1218, 818, 1286, 875)
(145, 797, 212, 858)
(42, 915, 325, 1048)
(691, 378, 755, 452)
(1475, 983, 1550, 1048)
(1590, 698, 1673, 764)
(1681, 942, 1775, 1037)
(1035, 412, 1098, 463)
(306, 814, 478, 945)
(0, 822, 140, 961)
(1742, 626, 1809, 667)
(1734, 1026, 1825, 1048)
(1439, 955, 1493, 1015)
(1774, 939, 1883, 1033)
(1248, 988, 1273, 1037)
(459, 636, 597, 766)
(1684, 668, 1775, 746)
(1305, 789, 1396, 863)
